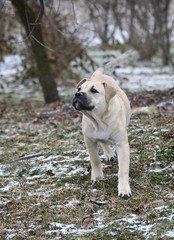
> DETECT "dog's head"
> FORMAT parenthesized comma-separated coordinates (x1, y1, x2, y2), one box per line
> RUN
(72, 77, 117, 113)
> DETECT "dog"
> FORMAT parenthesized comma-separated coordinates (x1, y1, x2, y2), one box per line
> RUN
(72, 50, 133, 199)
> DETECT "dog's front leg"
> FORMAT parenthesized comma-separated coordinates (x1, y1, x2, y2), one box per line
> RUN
(84, 136, 103, 183)
(116, 142, 132, 199)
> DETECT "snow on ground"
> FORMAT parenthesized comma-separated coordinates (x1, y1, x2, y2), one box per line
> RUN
(1, 52, 174, 98)
(0, 55, 24, 77)
(88, 50, 174, 92)
(0, 52, 174, 239)
(0, 138, 173, 238)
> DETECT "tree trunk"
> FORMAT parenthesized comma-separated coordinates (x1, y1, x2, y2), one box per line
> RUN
(151, 0, 171, 66)
(11, 0, 60, 103)
(0, 1, 5, 61)
(162, 0, 171, 65)
(128, 0, 136, 43)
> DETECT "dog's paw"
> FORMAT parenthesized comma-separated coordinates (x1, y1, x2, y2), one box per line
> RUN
(101, 144, 116, 162)
(119, 193, 132, 200)
(91, 168, 104, 183)
(118, 182, 132, 200)
(107, 155, 117, 162)
(104, 150, 116, 162)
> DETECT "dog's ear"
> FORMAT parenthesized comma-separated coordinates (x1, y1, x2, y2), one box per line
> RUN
(103, 82, 117, 104)
(76, 78, 89, 89)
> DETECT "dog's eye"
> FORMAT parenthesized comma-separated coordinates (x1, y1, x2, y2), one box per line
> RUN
(78, 87, 81, 92)
(91, 88, 98, 94)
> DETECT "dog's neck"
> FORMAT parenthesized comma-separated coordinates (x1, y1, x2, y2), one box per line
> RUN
(82, 111, 107, 131)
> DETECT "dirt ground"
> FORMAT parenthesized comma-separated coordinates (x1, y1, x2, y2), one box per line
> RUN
(0, 87, 173, 239)
(127, 88, 174, 108)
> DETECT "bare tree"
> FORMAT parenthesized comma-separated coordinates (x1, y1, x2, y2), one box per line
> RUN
(11, 0, 60, 103)
(151, 0, 173, 65)
(42, 2, 88, 79)
(0, 1, 5, 61)
(126, 0, 158, 60)
(126, 0, 173, 64)
(85, 0, 173, 65)
(85, 0, 120, 49)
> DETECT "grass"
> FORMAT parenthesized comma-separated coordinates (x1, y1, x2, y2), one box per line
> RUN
(0, 95, 173, 240)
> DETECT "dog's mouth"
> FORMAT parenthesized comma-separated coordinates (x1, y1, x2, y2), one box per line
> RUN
(72, 97, 94, 111)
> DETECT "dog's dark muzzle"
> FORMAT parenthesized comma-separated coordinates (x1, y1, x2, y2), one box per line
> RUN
(72, 92, 94, 111)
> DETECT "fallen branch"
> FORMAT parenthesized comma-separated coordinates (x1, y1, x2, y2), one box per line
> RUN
(11, 153, 45, 162)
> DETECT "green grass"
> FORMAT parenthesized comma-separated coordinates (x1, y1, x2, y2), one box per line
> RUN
(0, 97, 173, 240)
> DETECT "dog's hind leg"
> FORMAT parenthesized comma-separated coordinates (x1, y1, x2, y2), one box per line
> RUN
(100, 143, 116, 162)
(84, 136, 103, 182)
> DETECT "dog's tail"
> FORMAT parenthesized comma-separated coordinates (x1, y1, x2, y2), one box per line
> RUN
(93, 49, 133, 75)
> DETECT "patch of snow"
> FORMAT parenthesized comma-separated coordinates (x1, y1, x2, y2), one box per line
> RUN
(47, 211, 106, 237)
(165, 193, 174, 199)
(109, 214, 159, 237)
(25, 159, 88, 179)
(0, 180, 19, 192)
(3, 227, 21, 239)
(149, 166, 171, 173)
(154, 205, 169, 211)
(0, 55, 24, 77)
(158, 213, 173, 221)
(66, 167, 88, 176)
(110, 231, 117, 236)
(121, 73, 174, 92)
(6, 233, 16, 240)
(157, 99, 174, 107)
(150, 161, 162, 166)
(65, 198, 80, 207)
(137, 224, 155, 234)
(162, 230, 174, 238)
(149, 136, 160, 140)
(116, 66, 172, 75)
(36, 155, 59, 161)
(116, 214, 138, 224)
(86, 50, 174, 92)
(0, 165, 5, 176)
(161, 129, 169, 132)
(26, 188, 51, 198)
(77, 228, 97, 235)
(56, 183, 81, 191)
(106, 173, 118, 179)
(47, 223, 77, 235)
(0, 163, 12, 177)
(132, 106, 157, 114)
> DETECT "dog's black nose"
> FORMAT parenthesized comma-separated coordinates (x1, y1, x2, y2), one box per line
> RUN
(75, 92, 84, 97)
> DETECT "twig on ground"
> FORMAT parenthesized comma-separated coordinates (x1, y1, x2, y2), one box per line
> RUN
(10, 153, 45, 162)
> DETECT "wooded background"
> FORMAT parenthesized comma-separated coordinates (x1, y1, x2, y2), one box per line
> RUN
(0, 0, 174, 102)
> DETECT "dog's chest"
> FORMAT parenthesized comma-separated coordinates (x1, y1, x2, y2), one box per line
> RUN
(84, 127, 114, 144)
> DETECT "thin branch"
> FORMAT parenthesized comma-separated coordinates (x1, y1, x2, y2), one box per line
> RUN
(71, 0, 77, 23)
(31, 35, 54, 51)
(12, 0, 54, 51)
(24, 0, 44, 40)
(0, 0, 6, 15)
(24, 0, 31, 38)
(6, 153, 45, 163)
(56, 0, 61, 15)
(38, 0, 44, 22)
